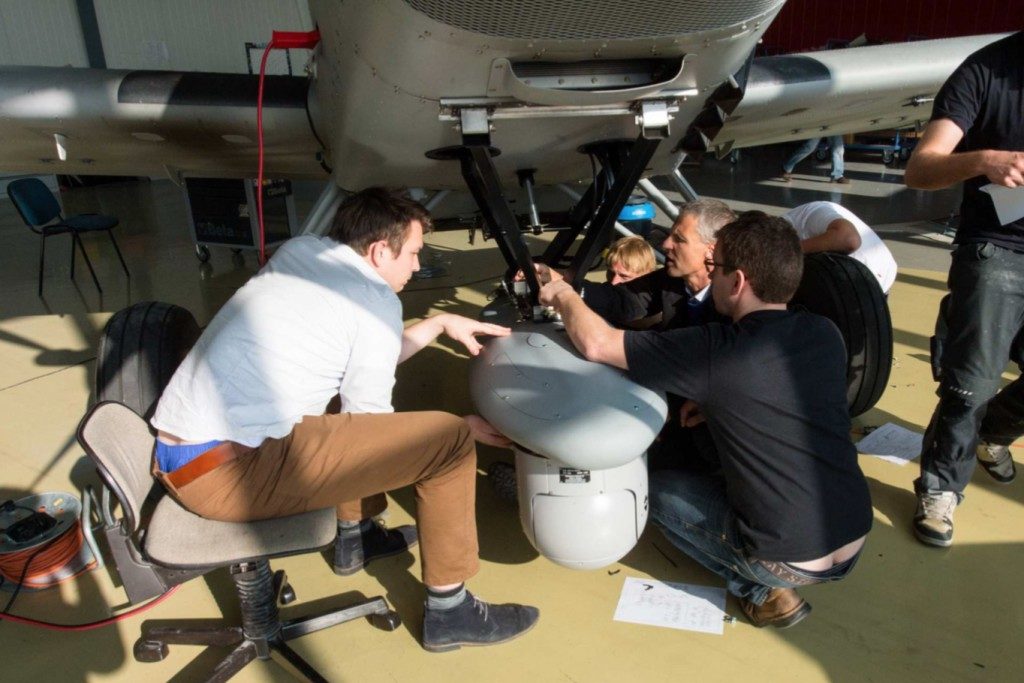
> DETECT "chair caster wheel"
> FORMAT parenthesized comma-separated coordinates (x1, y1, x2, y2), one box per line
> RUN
(134, 639, 169, 662)
(369, 610, 401, 631)
(273, 569, 297, 604)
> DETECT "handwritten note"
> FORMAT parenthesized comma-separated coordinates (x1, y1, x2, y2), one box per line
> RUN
(613, 577, 727, 635)
(856, 422, 923, 466)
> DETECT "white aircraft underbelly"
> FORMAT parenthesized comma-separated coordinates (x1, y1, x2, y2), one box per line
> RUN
(308, 0, 783, 188)
(0, 0, 1005, 190)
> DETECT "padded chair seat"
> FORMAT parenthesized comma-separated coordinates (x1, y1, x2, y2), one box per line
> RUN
(64, 213, 118, 231)
(39, 223, 75, 236)
(146, 496, 337, 568)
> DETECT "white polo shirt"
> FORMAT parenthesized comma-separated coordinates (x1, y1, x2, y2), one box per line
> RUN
(152, 236, 403, 447)
(782, 201, 898, 293)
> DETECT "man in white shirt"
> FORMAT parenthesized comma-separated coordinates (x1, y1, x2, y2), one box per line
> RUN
(782, 201, 898, 293)
(151, 187, 538, 653)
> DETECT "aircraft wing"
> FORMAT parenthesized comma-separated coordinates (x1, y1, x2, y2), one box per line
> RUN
(0, 33, 1008, 184)
(0, 67, 323, 180)
(705, 33, 1009, 156)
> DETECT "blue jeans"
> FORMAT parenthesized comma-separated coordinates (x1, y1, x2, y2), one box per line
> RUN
(649, 470, 858, 604)
(918, 242, 1024, 496)
(783, 135, 845, 179)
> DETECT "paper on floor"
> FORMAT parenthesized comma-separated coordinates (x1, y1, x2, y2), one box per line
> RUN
(613, 577, 727, 635)
(857, 422, 923, 465)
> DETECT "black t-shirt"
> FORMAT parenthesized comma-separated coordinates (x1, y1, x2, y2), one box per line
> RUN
(931, 31, 1024, 247)
(582, 269, 728, 331)
(625, 309, 872, 561)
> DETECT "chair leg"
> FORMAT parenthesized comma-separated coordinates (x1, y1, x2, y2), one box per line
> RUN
(280, 596, 394, 640)
(106, 229, 131, 279)
(207, 640, 259, 683)
(270, 640, 329, 683)
(38, 234, 46, 297)
(72, 232, 102, 294)
(138, 624, 245, 649)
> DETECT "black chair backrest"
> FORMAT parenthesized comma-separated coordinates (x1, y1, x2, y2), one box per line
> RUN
(6, 177, 63, 230)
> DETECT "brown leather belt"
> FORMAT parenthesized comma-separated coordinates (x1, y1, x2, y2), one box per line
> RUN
(159, 441, 254, 489)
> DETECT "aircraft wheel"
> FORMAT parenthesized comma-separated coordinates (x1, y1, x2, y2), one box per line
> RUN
(814, 146, 829, 162)
(95, 301, 201, 418)
(791, 253, 893, 416)
(882, 150, 895, 166)
(195, 244, 210, 262)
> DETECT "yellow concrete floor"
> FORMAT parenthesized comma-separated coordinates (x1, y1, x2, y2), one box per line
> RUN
(1, 177, 1022, 682)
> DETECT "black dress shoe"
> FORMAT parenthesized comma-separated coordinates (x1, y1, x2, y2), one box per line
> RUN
(422, 592, 539, 652)
(333, 522, 418, 576)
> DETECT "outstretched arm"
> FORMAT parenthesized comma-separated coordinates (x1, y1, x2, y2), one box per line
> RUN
(800, 218, 862, 254)
(905, 118, 1024, 189)
(400, 314, 510, 363)
(541, 280, 627, 369)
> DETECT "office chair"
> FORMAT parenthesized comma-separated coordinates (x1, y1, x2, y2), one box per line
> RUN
(6, 177, 130, 296)
(77, 401, 400, 682)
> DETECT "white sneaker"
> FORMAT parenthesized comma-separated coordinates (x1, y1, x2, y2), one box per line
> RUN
(913, 491, 957, 547)
(976, 441, 1016, 484)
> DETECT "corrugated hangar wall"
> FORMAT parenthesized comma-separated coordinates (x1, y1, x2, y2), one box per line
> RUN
(0, 0, 312, 73)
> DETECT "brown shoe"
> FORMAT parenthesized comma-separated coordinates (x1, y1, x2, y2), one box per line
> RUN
(740, 588, 812, 629)
(832, 176, 851, 184)
(780, 171, 792, 182)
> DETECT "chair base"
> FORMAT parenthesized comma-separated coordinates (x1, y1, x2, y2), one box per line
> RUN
(134, 561, 400, 682)
(135, 599, 399, 682)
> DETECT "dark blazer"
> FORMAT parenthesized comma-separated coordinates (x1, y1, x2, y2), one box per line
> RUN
(581, 268, 729, 331)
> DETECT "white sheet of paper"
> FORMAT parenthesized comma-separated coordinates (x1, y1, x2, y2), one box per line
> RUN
(613, 577, 727, 635)
(980, 184, 1024, 226)
(857, 422, 922, 466)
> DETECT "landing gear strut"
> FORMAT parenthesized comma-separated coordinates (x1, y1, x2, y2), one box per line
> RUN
(426, 104, 668, 319)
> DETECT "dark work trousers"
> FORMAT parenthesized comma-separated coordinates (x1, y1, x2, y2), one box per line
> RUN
(918, 242, 1024, 496)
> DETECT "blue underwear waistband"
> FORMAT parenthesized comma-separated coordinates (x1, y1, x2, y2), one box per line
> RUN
(155, 439, 224, 473)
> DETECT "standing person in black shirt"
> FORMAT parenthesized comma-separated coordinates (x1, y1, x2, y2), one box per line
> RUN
(538, 214, 872, 629)
(904, 31, 1024, 548)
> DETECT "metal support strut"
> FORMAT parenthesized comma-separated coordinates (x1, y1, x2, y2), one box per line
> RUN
(426, 143, 541, 312)
(427, 100, 668, 312)
(517, 169, 543, 233)
(566, 135, 661, 291)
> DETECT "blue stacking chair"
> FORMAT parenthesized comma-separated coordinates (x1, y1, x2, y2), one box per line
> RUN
(7, 177, 130, 296)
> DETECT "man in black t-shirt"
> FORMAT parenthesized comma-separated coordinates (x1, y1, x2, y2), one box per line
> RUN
(539, 214, 872, 629)
(532, 199, 736, 473)
(904, 31, 1024, 548)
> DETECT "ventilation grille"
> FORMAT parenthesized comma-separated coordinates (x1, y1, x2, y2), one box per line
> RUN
(404, 0, 781, 41)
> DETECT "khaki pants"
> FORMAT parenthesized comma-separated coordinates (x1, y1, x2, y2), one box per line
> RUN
(160, 411, 479, 586)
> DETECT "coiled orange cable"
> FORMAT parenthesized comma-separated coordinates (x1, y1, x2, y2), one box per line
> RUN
(0, 520, 93, 589)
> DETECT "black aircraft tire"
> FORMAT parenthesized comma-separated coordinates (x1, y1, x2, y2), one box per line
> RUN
(95, 301, 200, 418)
(791, 253, 893, 416)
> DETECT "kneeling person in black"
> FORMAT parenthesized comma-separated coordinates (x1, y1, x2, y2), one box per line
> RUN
(540, 214, 872, 628)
